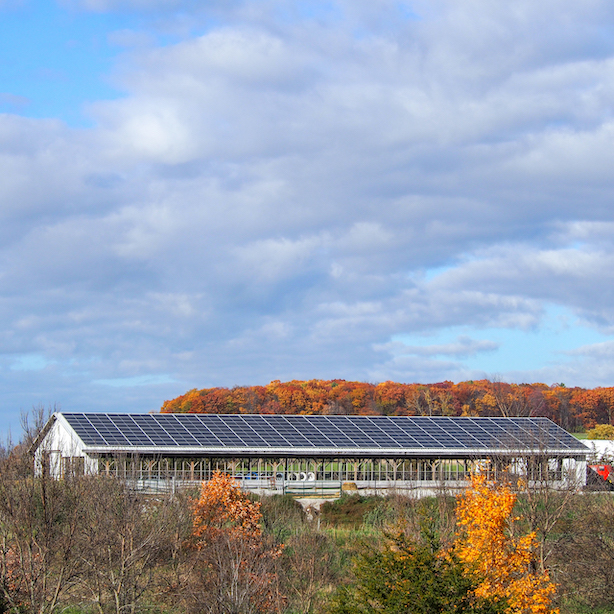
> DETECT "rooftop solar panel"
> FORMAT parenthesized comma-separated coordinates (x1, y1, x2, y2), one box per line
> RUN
(197, 415, 253, 446)
(390, 418, 442, 447)
(361, 419, 403, 448)
(86, 415, 132, 446)
(418, 418, 467, 447)
(241, 415, 291, 446)
(57, 413, 589, 456)
(307, 416, 361, 447)
(63, 413, 105, 445)
(368, 419, 423, 448)
(539, 420, 576, 449)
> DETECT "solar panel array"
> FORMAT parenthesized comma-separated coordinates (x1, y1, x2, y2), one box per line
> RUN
(60, 413, 587, 453)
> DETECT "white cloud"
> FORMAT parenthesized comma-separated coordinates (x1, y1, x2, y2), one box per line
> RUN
(93, 374, 176, 387)
(2, 0, 614, 426)
(566, 340, 614, 358)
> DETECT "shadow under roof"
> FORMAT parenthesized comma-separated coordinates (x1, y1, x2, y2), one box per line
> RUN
(56, 413, 589, 458)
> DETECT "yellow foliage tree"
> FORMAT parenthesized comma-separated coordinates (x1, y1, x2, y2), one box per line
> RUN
(455, 474, 558, 614)
(586, 423, 614, 440)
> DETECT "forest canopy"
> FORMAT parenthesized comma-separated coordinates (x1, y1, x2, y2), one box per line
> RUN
(161, 379, 614, 432)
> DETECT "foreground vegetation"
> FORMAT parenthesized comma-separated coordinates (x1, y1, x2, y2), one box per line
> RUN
(1, 447, 614, 614)
(1, 413, 613, 614)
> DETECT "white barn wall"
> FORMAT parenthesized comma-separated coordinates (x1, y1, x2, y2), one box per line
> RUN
(562, 457, 587, 488)
(35, 414, 98, 477)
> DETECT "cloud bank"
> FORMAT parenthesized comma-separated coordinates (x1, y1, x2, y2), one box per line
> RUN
(2, 0, 614, 428)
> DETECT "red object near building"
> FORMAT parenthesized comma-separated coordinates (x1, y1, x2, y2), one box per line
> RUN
(590, 464, 613, 483)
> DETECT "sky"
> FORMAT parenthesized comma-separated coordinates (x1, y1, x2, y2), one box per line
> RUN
(2, 0, 614, 435)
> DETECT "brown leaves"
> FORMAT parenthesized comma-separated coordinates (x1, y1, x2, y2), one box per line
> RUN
(188, 472, 283, 614)
(192, 471, 263, 541)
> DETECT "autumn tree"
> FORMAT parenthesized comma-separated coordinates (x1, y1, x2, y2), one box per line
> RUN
(490, 382, 533, 418)
(455, 474, 558, 614)
(374, 382, 409, 415)
(186, 472, 282, 614)
(161, 379, 614, 431)
(586, 423, 614, 439)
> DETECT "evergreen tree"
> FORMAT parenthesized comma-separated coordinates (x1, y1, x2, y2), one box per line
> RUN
(328, 529, 507, 614)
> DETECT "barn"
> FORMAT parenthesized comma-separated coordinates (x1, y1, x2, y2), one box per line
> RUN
(32, 412, 590, 496)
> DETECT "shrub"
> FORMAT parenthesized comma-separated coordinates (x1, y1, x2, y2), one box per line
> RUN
(327, 529, 506, 614)
(587, 424, 614, 440)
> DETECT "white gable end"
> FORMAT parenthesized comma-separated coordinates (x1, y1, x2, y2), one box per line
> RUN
(35, 413, 98, 477)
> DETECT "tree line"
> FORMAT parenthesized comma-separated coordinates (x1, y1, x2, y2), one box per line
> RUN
(161, 379, 614, 431)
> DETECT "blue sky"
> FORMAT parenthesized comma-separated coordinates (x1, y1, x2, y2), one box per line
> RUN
(394, 304, 610, 377)
(2, 0, 614, 437)
(0, 1, 124, 125)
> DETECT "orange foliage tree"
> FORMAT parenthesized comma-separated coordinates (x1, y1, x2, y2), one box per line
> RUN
(192, 471, 262, 539)
(455, 474, 558, 614)
(161, 379, 614, 431)
(189, 472, 281, 614)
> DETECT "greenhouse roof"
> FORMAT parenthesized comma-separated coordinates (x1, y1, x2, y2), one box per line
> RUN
(47, 413, 589, 459)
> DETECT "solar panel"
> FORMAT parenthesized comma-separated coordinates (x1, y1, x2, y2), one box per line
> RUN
(502, 419, 543, 449)
(321, 416, 380, 447)
(62, 413, 105, 445)
(369, 418, 424, 447)
(390, 417, 442, 447)
(433, 417, 482, 448)
(361, 418, 403, 448)
(133, 415, 177, 445)
(291, 416, 342, 447)
(59, 412, 589, 456)
(539, 419, 579, 450)
(315, 429, 357, 447)
(479, 418, 526, 448)
(196, 415, 251, 446)
(86, 415, 132, 446)
(161, 415, 203, 446)
(241, 415, 291, 446)
(459, 421, 510, 449)
(417, 418, 467, 447)
(219, 416, 270, 447)
(522, 418, 577, 450)
(107, 415, 154, 446)
(268, 417, 314, 447)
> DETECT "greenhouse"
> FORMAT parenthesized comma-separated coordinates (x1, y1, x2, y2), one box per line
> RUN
(32, 412, 590, 496)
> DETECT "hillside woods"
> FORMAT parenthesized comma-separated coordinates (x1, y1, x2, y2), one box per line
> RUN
(161, 379, 614, 431)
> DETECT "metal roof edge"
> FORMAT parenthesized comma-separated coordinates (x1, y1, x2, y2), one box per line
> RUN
(82, 444, 588, 457)
(27, 413, 57, 456)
